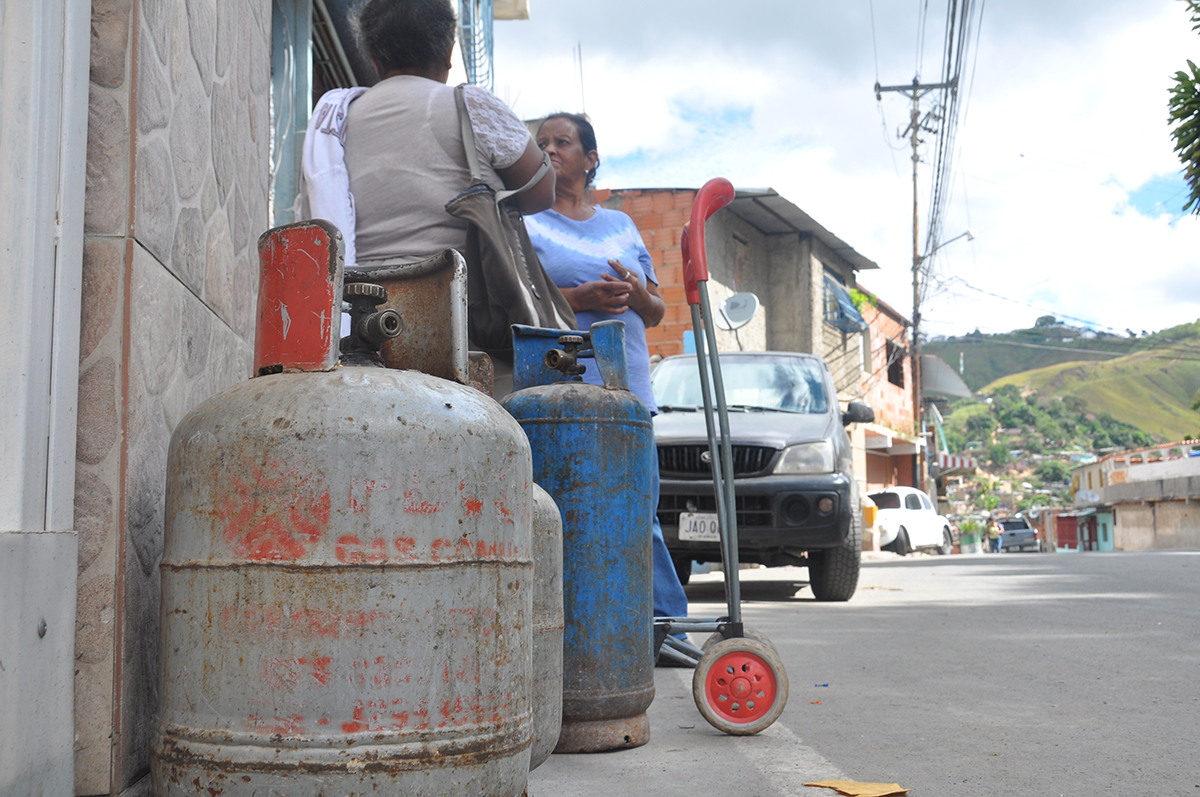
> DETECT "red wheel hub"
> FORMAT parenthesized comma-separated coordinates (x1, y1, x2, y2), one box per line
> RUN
(703, 649, 778, 724)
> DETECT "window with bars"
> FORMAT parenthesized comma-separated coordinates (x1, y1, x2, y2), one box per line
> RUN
(886, 339, 905, 388)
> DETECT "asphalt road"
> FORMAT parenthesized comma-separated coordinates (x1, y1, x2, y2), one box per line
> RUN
(528, 550, 1200, 796)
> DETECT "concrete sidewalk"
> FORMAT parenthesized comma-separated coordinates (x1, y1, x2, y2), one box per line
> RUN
(527, 664, 849, 797)
(527, 567, 856, 797)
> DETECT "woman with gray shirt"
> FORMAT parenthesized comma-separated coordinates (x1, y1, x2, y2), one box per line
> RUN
(344, 0, 554, 263)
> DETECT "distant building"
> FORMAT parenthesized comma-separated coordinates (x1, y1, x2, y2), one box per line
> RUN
(1069, 441, 1200, 550)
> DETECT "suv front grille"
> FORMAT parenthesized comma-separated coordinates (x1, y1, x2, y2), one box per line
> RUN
(657, 445, 777, 478)
(656, 493, 773, 529)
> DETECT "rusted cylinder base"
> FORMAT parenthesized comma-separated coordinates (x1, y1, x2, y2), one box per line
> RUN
(553, 713, 649, 753)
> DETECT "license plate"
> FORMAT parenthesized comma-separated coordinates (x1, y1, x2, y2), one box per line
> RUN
(678, 512, 721, 542)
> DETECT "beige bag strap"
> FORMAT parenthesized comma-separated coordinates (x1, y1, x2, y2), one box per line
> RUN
(455, 84, 551, 204)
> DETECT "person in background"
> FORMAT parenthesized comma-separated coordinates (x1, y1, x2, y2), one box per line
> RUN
(987, 516, 1003, 553)
(524, 113, 689, 636)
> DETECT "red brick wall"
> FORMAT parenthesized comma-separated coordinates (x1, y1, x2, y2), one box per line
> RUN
(859, 300, 915, 435)
(596, 188, 696, 359)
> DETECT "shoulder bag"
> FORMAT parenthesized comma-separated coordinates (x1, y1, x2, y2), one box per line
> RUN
(444, 85, 577, 359)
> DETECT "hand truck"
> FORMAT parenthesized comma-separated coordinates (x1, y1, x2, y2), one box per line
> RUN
(652, 178, 789, 735)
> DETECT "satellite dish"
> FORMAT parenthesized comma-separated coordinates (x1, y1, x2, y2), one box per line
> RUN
(714, 292, 759, 331)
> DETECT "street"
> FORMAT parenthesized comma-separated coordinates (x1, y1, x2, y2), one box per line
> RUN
(529, 550, 1200, 796)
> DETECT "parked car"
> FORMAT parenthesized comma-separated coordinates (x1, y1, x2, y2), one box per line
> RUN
(868, 486, 953, 556)
(651, 352, 874, 602)
(999, 515, 1040, 552)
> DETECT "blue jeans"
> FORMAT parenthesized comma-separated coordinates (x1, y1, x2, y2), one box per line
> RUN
(651, 466, 689, 619)
(989, 537, 1001, 553)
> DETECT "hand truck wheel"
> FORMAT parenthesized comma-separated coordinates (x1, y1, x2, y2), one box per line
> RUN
(692, 637, 788, 735)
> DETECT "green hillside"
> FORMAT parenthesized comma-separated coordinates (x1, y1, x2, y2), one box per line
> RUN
(925, 332, 1123, 392)
(923, 318, 1200, 392)
(983, 347, 1200, 444)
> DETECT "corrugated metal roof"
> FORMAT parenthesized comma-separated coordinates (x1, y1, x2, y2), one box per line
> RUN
(728, 189, 880, 272)
(607, 186, 880, 272)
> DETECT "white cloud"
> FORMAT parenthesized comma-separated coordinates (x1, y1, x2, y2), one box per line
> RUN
(493, 0, 1200, 337)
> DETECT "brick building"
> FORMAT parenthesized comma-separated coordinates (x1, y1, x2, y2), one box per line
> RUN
(594, 186, 918, 500)
(1069, 440, 1200, 550)
(857, 294, 919, 491)
(595, 187, 876, 389)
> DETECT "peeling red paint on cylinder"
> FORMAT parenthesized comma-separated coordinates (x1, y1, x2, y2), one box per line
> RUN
(218, 463, 330, 561)
(155, 364, 535, 795)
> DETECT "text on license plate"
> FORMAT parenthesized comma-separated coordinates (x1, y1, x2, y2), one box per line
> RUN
(678, 512, 721, 542)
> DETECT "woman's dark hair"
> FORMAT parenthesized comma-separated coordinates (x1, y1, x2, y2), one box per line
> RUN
(539, 112, 600, 187)
(353, 0, 457, 75)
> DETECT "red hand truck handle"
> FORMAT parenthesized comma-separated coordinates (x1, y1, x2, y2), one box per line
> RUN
(681, 178, 735, 305)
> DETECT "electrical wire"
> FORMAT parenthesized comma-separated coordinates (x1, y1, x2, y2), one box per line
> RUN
(922, 0, 972, 260)
(915, 0, 930, 80)
(869, 0, 910, 168)
(869, 0, 882, 85)
(918, 0, 989, 317)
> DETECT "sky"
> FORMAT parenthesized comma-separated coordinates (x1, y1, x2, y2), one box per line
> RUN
(468, 0, 1200, 340)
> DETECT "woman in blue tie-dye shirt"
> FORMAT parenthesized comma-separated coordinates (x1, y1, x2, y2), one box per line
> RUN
(525, 113, 689, 632)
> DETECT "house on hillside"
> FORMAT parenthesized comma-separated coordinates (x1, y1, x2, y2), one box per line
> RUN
(1069, 440, 1200, 550)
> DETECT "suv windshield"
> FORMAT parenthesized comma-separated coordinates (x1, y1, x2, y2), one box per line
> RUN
(652, 356, 829, 413)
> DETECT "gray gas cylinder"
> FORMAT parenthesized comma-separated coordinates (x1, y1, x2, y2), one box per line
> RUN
(152, 364, 534, 796)
(528, 484, 564, 771)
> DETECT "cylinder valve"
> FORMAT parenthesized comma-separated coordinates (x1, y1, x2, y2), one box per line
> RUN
(341, 282, 403, 363)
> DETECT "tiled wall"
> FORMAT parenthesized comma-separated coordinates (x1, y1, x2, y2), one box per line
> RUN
(74, 0, 269, 792)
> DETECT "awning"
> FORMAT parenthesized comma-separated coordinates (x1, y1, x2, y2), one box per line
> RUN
(823, 275, 868, 333)
(1056, 508, 1097, 519)
(921, 354, 972, 400)
(938, 452, 976, 471)
(863, 422, 923, 456)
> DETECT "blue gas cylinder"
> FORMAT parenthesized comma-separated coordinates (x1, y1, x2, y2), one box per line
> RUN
(501, 321, 654, 753)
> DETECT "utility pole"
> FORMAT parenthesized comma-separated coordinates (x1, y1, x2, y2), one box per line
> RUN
(874, 76, 956, 492)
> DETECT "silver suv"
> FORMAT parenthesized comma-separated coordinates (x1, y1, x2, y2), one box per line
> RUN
(652, 352, 873, 601)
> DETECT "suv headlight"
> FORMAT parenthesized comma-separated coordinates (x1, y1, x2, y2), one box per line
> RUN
(773, 441, 834, 474)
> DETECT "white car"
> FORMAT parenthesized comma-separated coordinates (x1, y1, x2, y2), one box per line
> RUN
(868, 486, 953, 556)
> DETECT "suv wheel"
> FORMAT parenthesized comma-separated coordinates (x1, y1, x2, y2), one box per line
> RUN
(808, 507, 861, 602)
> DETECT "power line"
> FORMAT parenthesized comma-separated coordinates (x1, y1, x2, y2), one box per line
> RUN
(915, 0, 929, 79)
(932, 274, 1116, 332)
(875, 0, 984, 494)
(936, 336, 1200, 364)
(869, 0, 881, 84)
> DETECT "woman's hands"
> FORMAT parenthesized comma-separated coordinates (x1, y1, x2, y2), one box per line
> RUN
(561, 260, 665, 327)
